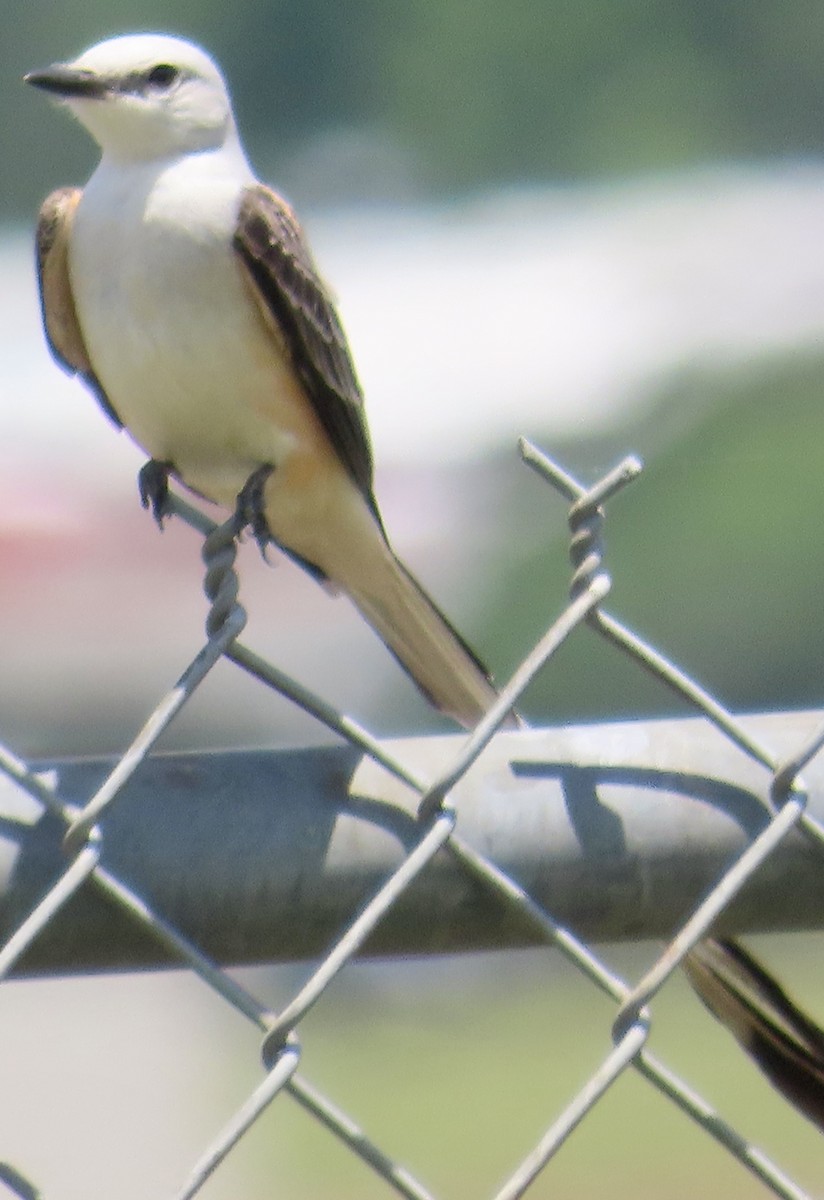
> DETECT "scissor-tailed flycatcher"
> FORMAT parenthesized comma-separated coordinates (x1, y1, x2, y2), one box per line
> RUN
(25, 32, 824, 1127)
(684, 939, 824, 1132)
(26, 32, 506, 729)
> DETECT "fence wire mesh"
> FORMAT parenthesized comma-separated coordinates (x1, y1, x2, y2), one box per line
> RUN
(1, 439, 822, 1199)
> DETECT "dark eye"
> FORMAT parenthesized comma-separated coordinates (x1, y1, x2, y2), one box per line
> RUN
(146, 63, 179, 88)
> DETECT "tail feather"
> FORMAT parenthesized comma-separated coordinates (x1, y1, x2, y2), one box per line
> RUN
(684, 938, 824, 1131)
(342, 542, 511, 730)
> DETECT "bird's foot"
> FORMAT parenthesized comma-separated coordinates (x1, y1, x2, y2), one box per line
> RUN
(235, 464, 275, 557)
(138, 459, 174, 528)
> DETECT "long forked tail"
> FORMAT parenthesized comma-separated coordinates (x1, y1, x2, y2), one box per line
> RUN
(684, 938, 824, 1131)
(342, 540, 511, 731)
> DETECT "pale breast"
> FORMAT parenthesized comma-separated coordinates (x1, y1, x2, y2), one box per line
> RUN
(69, 157, 320, 508)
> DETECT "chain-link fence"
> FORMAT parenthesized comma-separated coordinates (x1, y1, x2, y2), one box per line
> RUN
(0, 440, 822, 1199)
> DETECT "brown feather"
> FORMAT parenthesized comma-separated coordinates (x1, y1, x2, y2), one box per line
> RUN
(232, 184, 513, 728)
(233, 185, 377, 519)
(35, 187, 121, 427)
(685, 938, 824, 1131)
(34, 182, 508, 729)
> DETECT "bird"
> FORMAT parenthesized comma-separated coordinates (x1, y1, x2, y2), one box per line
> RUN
(684, 938, 824, 1132)
(26, 32, 509, 731)
(24, 33, 824, 1130)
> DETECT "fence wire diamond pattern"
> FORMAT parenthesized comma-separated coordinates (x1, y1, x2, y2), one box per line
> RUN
(0, 440, 822, 1199)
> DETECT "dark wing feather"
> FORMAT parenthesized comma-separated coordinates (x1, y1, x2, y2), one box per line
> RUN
(685, 938, 824, 1131)
(35, 187, 122, 428)
(233, 184, 378, 516)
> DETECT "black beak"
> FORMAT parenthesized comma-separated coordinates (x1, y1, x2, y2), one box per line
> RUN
(24, 64, 108, 99)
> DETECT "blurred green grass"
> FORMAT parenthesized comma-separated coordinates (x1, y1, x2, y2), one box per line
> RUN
(201, 351, 824, 1197)
(220, 936, 822, 1197)
(485, 350, 824, 726)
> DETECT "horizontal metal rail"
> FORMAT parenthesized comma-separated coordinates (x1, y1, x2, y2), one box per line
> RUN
(2, 443, 822, 1200)
(3, 708, 823, 977)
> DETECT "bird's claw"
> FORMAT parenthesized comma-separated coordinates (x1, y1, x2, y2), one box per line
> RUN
(235, 464, 275, 557)
(138, 459, 173, 528)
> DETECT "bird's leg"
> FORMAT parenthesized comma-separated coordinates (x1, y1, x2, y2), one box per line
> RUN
(235, 464, 275, 557)
(138, 458, 174, 528)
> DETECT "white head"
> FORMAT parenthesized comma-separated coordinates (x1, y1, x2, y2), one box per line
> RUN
(26, 34, 241, 162)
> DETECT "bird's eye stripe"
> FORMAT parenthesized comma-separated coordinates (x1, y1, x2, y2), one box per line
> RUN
(114, 65, 184, 95)
(146, 63, 179, 88)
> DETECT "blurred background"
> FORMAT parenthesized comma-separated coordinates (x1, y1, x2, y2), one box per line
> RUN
(1, 2, 824, 1197)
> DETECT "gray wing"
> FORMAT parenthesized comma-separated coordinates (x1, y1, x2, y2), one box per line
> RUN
(35, 187, 122, 428)
(233, 184, 378, 515)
